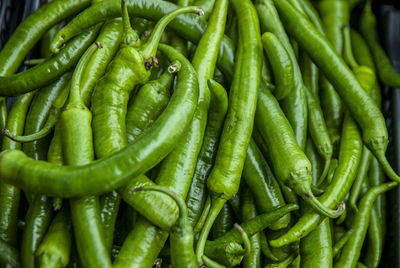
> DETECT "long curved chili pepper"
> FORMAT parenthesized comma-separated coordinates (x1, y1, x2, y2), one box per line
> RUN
(196, 0, 262, 263)
(256, 0, 308, 150)
(261, 32, 294, 100)
(300, 218, 332, 267)
(113, 45, 199, 268)
(243, 138, 289, 230)
(335, 182, 397, 268)
(270, 113, 362, 247)
(316, 0, 349, 155)
(48, 0, 235, 79)
(350, 28, 387, 265)
(185, 0, 229, 228)
(0, 92, 35, 247)
(241, 186, 261, 268)
(272, 0, 400, 182)
(359, 0, 400, 88)
(35, 207, 72, 268)
(255, 84, 343, 218)
(132, 185, 198, 268)
(186, 79, 228, 227)
(4, 78, 70, 143)
(0, 26, 100, 97)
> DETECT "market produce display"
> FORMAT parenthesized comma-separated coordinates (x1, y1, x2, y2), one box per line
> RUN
(0, 0, 399, 267)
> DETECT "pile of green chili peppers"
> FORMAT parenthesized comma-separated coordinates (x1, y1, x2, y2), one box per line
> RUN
(0, 0, 399, 267)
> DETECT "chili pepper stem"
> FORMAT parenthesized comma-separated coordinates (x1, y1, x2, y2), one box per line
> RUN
(195, 197, 226, 265)
(121, 0, 140, 48)
(141, 6, 204, 57)
(233, 223, 252, 257)
(306, 195, 345, 218)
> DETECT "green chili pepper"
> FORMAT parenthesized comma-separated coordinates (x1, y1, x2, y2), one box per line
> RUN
(365, 204, 383, 268)
(47, 0, 235, 79)
(196, 0, 262, 263)
(349, 146, 373, 212)
(304, 85, 333, 186)
(350, 28, 386, 265)
(59, 42, 112, 268)
(47, 122, 64, 166)
(0, 26, 100, 97)
(299, 50, 319, 95)
(270, 113, 362, 247)
(132, 185, 198, 268)
(40, 24, 59, 59)
(21, 194, 53, 268)
(186, 78, 228, 227)
(305, 138, 322, 185)
(317, 0, 349, 154)
(272, 0, 400, 182)
(113, 45, 199, 268)
(261, 32, 294, 100)
(260, 231, 279, 262)
(0, 92, 35, 247)
(333, 229, 352, 257)
(243, 139, 289, 230)
(212, 203, 235, 240)
(335, 182, 397, 268)
(255, 84, 343, 218)
(81, 19, 123, 106)
(35, 207, 72, 268)
(0, 239, 20, 268)
(296, 0, 325, 34)
(126, 70, 173, 143)
(359, 0, 400, 88)
(256, 0, 308, 150)
(300, 218, 332, 267)
(241, 186, 261, 268)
